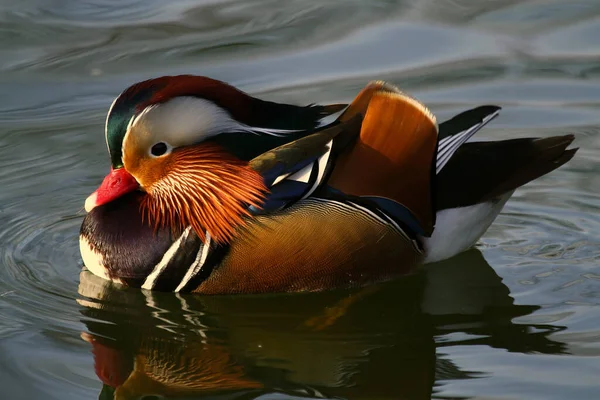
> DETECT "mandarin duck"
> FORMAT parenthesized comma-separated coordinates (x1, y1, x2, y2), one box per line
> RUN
(80, 76, 577, 294)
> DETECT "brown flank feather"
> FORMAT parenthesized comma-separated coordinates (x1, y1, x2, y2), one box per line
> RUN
(141, 143, 267, 243)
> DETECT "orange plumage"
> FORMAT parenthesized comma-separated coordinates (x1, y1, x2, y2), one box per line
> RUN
(140, 143, 267, 243)
(328, 90, 438, 235)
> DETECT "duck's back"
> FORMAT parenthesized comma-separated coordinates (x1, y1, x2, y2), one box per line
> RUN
(194, 85, 441, 294)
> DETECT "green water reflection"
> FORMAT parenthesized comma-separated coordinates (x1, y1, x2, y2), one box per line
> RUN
(78, 250, 565, 399)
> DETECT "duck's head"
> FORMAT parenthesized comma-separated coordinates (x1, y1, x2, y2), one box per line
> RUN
(84, 75, 343, 243)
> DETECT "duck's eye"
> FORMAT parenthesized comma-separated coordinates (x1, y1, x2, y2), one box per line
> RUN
(150, 142, 169, 157)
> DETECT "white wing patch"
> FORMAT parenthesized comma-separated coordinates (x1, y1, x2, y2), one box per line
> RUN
(269, 139, 333, 197)
(301, 140, 333, 199)
(285, 163, 313, 184)
(436, 109, 500, 174)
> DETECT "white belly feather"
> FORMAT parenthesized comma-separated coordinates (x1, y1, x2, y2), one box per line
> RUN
(421, 191, 513, 263)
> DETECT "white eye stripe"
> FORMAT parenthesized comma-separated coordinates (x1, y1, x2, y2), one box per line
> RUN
(129, 97, 299, 147)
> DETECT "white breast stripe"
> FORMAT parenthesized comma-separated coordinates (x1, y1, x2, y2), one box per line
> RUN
(436, 110, 500, 174)
(141, 227, 191, 290)
(175, 232, 212, 292)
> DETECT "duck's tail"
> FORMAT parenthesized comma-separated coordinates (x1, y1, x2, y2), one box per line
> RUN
(435, 134, 577, 211)
(423, 112, 577, 263)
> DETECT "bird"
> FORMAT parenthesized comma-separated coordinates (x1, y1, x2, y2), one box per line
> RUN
(79, 75, 577, 294)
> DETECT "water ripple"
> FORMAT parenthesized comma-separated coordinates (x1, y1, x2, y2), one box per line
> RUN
(0, 0, 600, 398)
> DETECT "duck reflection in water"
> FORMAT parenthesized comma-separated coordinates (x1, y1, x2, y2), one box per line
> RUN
(77, 249, 566, 400)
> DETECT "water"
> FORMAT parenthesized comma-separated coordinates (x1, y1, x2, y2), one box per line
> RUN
(1, 0, 600, 399)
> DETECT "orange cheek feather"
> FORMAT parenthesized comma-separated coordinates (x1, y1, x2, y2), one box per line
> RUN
(136, 143, 267, 244)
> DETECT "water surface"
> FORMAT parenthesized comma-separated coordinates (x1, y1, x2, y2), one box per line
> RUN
(1, 1, 600, 399)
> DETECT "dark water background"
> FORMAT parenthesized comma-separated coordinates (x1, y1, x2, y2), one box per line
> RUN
(1, 1, 600, 399)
